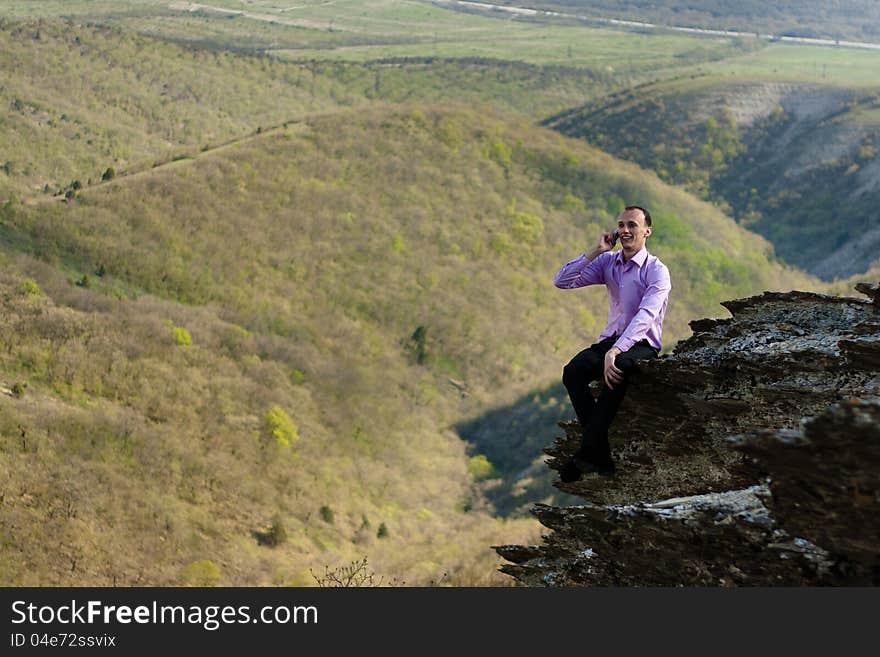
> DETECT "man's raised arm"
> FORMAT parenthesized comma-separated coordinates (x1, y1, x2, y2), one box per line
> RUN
(554, 232, 615, 289)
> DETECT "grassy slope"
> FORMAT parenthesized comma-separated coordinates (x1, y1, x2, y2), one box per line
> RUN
(0, 18, 339, 197)
(0, 104, 820, 584)
(0, 18, 628, 201)
(0, 0, 762, 69)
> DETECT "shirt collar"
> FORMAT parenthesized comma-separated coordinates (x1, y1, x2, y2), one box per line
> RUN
(615, 246, 648, 267)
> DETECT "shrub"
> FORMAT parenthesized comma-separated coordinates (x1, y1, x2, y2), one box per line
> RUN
(467, 454, 497, 481)
(252, 515, 288, 547)
(319, 505, 334, 524)
(267, 517, 288, 546)
(376, 522, 389, 539)
(311, 556, 401, 587)
(487, 138, 512, 172)
(410, 325, 428, 364)
(391, 233, 404, 253)
(180, 559, 221, 587)
(508, 208, 544, 244)
(20, 279, 43, 296)
(172, 326, 192, 346)
(264, 405, 299, 448)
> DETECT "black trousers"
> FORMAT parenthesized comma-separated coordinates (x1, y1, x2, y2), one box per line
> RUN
(562, 335, 659, 466)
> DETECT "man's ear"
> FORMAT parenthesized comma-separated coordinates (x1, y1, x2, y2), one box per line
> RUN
(645, 226, 652, 238)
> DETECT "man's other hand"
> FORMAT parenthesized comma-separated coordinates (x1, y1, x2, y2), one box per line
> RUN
(604, 347, 623, 389)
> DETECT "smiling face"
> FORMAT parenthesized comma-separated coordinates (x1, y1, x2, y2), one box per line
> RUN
(617, 207, 652, 258)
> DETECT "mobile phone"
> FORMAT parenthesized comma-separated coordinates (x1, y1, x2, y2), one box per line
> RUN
(610, 230, 619, 248)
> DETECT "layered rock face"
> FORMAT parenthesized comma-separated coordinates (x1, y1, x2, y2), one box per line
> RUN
(495, 285, 880, 585)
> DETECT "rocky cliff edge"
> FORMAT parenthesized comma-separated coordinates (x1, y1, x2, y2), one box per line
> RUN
(495, 284, 880, 585)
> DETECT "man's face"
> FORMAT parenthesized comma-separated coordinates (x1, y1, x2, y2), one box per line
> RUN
(617, 209, 652, 254)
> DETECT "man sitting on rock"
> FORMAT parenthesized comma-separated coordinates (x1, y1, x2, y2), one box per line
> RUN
(553, 206, 671, 480)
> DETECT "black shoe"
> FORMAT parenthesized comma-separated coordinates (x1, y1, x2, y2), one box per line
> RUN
(573, 453, 616, 477)
(559, 458, 583, 483)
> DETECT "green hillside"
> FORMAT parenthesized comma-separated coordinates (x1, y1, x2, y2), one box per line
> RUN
(0, 18, 625, 202)
(0, 102, 821, 585)
(545, 75, 880, 280)
(490, 0, 880, 42)
(0, 6, 850, 585)
(0, 1, 760, 71)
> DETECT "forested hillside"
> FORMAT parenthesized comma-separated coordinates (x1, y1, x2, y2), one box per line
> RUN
(4, 2, 869, 587)
(545, 76, 880, 279)
(0, 19, 621, 202)
(0, 100, 818, 584)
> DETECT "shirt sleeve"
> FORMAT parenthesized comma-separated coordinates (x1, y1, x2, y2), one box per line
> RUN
(613, 262, 672, 352)
(553, 253, 606, 289)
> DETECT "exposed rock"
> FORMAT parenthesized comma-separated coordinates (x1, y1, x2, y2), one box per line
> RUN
(730, 398, 880, 584)
(497, 284, 880, 585)
(544, 289, 880, 506)
(855, 282, 880, 306)
(495, 486, 836, 586)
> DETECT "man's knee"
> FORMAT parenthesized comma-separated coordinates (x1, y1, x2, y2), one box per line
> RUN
(563, 353, 601, 386)
(613, 354, 637, 374)
(562, 361, 583, 388)
(614, 345, 658, 373)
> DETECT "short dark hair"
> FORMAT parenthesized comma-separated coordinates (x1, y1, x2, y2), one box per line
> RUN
(625, 205, 652, 227)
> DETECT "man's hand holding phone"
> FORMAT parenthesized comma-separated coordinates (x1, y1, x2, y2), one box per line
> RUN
(598, 229, 619, 253)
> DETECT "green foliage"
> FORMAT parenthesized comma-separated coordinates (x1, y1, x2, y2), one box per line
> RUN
(553, 88, 744, 193)
(264, 517, 288, 547)
(252, 516, 288, 547)
(391, 233, 404, 253)
(264, 405, 299, 448)
(649, 210, 692, 250)
(551, 75, 880, 278)
(172, 326, 192, 346)
(101, 167, 115, 181)
(467, 454, 498, 481)
(558, 192, 585, 213)
(410, 325, 428, 365)
(606, 194, 626, 218)
(180, 559, 222, 587)
(20, 279, 42, 296)
(488, 138, 513, 173)
(376, 522, 389, 539)
(507, 203, 545, 245)
(319, 505, 335, 524)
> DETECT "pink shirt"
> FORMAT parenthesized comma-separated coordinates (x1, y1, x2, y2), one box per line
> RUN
(553, 246, 671, 353)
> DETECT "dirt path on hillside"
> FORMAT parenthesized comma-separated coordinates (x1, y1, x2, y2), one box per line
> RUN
(23, 119, 311, 206)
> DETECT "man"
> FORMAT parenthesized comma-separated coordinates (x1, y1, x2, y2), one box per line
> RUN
(553, 206, 671, 481)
